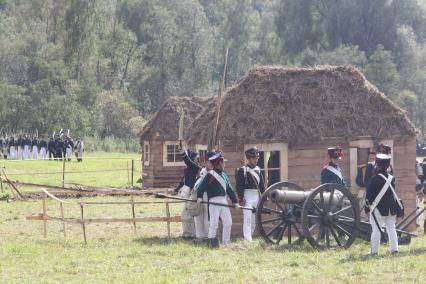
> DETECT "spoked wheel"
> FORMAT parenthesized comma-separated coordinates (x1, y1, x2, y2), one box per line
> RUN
(256, 181, 305, 245)
(301, 183, 360, 249)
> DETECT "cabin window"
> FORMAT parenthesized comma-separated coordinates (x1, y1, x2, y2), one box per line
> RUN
(349, 139, 376, 192)
(167, 144, 182, 163)
(349, 139, 394, 192)
(258, 151, 281, 187)
(163, 141, 184, 166)
(195, 144, 208, 162)
(244, 143, 288, 188)
(143, 141, 150, 166)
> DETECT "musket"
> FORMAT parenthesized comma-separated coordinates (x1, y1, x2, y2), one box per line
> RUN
(178, 109, 184, 150)
(210, 46, 229, 151)
(155, 193, 255, 212)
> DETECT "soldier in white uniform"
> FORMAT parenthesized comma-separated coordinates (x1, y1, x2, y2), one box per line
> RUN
(192, 151, 216, 240)
(236, 147, 266, 241)
(196, 152, 239, 247)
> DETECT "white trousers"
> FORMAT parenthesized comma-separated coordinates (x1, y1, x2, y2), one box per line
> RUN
(243, 190, 259, 241)
(32, 146, 38, 159)
(370, 210, 398, 254)
(23, 145, 30, 160)
(40, 147, 47, 160)
(194, 192, 209, 239)
(9, 146, 16, 159)
(66, 148, 72, 160)
(208, 196, 232, 245)
(180, 185, 195, 238)
(17, 146, 22, 159)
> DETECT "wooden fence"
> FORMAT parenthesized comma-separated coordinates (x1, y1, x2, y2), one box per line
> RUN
(26, 188, 184, 243)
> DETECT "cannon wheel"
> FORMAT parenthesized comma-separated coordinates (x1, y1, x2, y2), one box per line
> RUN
(301, 183, 360, 249)
(256, 181, 305, 245)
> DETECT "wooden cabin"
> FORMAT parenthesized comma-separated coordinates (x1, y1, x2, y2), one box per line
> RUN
(139, 96, 213, 188)
(186, 65, 418, 235)
(140, 65, 417, 236)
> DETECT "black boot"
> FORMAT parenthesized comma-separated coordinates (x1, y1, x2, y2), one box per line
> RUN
(207, 238, 219, 248)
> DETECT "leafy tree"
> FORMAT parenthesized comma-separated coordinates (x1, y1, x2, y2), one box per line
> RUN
(365, 45, 400, 99)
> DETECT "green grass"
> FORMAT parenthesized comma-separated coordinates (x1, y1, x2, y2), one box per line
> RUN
(1, 195, 426, 283)
(1, 153, 426, 283)
(0, 152, 142, 189)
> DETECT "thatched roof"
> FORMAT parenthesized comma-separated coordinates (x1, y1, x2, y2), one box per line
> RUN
(187, 65, 416, 146)
(139, 96, 213, 143)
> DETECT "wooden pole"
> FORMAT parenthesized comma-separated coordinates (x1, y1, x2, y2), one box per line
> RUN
(60, 203, 66, 238)
(62, 156, 66, 188)
(210, 46, 229, 150)
(127, 161, 130, 184)
(165, 201, 171, 240)
(42, 194, 47, 238)
(131, 159, 134, 188)
(80, 204, 87, 244)
(131, 196, 136, 233)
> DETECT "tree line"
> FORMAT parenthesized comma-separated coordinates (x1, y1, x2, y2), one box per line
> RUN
(0, 0, 426, 139)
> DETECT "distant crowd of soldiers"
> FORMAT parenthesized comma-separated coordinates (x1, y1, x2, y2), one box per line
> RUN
(417, 140, 426, 156)
(0, 132, 84, 162)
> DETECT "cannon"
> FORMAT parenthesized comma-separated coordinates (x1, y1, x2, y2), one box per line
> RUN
(256, 181, 416, 249)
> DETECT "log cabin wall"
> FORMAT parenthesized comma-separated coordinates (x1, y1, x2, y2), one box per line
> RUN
(144, 135, 417, 237)
(393, 136, 417, 231)
(142, 134, 185, 188)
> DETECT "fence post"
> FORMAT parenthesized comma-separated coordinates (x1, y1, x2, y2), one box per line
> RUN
(165, 201, 171, 240)
(0, 175, 3, 193)
(60, 203, 66, 238)
(42, 194, 47, 238)
(127, 161, 130, 184)
(80, 204, 87, 244)
(62, 157, 66, 188)
(131, 195, 137, 233)
(131, 159, 134, 188)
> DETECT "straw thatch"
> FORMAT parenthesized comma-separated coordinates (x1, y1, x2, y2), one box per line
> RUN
(139, 96, 213, 143)
(187, 65, 416, 146)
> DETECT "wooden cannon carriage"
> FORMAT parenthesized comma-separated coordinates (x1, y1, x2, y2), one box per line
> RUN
(256, 181, 417, 249)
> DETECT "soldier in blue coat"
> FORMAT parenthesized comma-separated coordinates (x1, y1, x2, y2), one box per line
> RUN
(321, 146, 346, 186)
(197, 152, 239, 247)
(365, 154, 399, 255)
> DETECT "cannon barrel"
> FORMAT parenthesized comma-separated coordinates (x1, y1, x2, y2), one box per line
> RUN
(269, 189, 344, 206)
(269, 189, 309, 203)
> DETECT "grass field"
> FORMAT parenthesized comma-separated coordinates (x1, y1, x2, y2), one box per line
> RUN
(1, 195, 426, 283)
(0, 152, 142, 190)
(1, 153, 426, 283)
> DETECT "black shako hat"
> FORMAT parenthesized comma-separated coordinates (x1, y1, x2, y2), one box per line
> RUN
(245, 147, 260, 158)
(327, 146, 344, 160)
(180, 148, 198, 160)
(377, 143, 391, 155)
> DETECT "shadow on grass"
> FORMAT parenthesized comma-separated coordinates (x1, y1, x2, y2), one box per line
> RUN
(133, 236, 205, 246)
(258, 239, 317, 253)
(339, 247, 426, 263)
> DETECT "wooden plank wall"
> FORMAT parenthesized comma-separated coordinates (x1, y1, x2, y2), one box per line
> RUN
(393, 136, 417, 231)
(143, 136, 185, 188)
(144, 136, 417, 236)
(288, 147, 351, 190)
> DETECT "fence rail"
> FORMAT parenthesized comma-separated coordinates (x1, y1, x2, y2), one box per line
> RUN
(0, 156, 140, 188)
(26, 189, 184, 243)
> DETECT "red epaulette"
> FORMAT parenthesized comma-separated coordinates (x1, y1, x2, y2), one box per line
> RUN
(208, 176, 215, 185)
